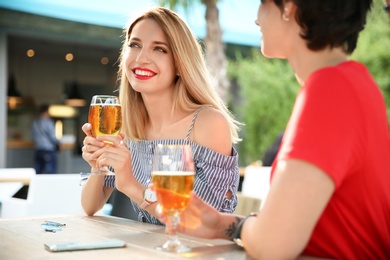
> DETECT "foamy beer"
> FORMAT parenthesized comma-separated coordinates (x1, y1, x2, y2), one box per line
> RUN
(88, 95, 122, 138)
(152, 144, 195, 215)
(81, 95, 121, 176)
(152, 171, 195, 214)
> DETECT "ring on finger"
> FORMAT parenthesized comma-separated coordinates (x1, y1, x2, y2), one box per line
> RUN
(118, 140, 124, 147)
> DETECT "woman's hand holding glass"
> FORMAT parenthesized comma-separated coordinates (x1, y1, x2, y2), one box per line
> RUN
(80, 95, 122, 182)
(81, 126, 124, 168)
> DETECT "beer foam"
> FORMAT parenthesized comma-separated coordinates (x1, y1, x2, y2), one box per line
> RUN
(90, 103, 121, 105)
(152, 171, 194, 176)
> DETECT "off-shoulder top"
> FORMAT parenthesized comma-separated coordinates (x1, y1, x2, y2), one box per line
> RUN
(104, 106, 239, 225)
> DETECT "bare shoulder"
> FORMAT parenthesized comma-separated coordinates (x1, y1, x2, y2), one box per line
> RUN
(191, 106, 232, 156)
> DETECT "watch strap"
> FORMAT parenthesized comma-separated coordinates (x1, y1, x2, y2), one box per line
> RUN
(232, 212, 258, 248)
(139, 189, 157, 210)
(139, 200, 151, 209)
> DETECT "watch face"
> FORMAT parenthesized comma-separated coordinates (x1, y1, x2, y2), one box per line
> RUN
(145, 189, 157, 203)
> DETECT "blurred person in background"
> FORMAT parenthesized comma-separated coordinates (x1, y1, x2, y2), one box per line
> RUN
(31, 104, 60, 174)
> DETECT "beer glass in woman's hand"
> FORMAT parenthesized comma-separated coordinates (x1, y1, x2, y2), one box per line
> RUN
(152, 144, 195, 253)
(81, 95, 121, 181)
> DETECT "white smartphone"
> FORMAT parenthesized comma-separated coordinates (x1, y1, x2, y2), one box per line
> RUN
(44, 238, 126, 252)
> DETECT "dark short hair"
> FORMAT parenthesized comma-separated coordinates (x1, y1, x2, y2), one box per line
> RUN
(38, 104, 49, 114)
(273, 0, 372, 54)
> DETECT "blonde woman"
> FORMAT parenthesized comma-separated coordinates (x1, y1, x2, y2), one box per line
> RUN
(80, 6, 241, 225)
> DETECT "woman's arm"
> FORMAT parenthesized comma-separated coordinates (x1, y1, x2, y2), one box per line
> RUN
(80, 123, 161, 218)
(190, 107, 238, 207)
(80, 123, 114, 215)
(172, 159, 334, 259)
(242, 159, 334, 259)
(90, 134, 162, 219)
(81, 175, 114, 216)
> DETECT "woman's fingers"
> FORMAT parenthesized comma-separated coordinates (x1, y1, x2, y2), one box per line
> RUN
(83, 136, 104, 150)
(81, 134, 104, 168)
(81, 132, 127, 171)
(81, 123, 92, 135)
(96, 135, 125, 148)
(93, 140, 129, 170)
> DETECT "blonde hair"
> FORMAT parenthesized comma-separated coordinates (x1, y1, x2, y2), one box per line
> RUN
(118, 6, 241, 143)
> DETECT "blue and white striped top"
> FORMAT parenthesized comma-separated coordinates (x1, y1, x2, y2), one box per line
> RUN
(104, 106, 239, 225)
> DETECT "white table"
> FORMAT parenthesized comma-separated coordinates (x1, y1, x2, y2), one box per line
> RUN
(0, 215, 252, 260)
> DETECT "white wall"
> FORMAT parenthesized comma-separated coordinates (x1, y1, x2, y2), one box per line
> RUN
(0, 30, 8, 168)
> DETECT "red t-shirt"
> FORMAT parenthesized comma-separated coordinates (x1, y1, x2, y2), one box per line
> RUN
(274, 61, 390, 259)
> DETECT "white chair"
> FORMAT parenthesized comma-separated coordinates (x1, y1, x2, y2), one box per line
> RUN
(0, 182, 23, 201)
(241, 166, 271, 210)
(234, 192, 261, 216)
(1, 174, 84, 218)
(0, 168, 36, 216)
(0, 168, 36, 185)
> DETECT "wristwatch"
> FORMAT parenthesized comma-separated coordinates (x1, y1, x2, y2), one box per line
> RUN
(233, 212, 258, 248)
(139, 188, 157, 209)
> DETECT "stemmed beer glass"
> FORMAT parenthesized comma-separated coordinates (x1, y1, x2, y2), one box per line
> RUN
(152, 144, 195, 253)
(80, 95, 122, 181)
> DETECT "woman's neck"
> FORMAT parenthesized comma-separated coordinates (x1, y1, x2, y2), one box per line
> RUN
(288, 46, 348, 86)
(142, 94, 191, 137)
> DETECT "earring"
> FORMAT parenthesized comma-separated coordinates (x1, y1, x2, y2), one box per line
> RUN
(283, 7, 290, 21)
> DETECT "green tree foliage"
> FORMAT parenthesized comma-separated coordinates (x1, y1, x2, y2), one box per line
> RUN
(228, 51, 297, 165)
(351, 0, 390, 122)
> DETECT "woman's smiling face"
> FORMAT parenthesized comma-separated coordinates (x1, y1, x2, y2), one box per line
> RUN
(124, 18, 176, 95)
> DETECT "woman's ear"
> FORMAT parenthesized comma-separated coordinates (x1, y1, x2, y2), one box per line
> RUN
(283, 1, 297, 21)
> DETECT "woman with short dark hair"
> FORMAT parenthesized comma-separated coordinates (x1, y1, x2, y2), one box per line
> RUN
(158, 1, 390, 259)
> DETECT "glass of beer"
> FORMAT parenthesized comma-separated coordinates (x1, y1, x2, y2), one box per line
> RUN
(87, 95, 121, 175)
(152, 144, 195, 253)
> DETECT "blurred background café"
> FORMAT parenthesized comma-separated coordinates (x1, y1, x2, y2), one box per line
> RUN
(0, 0, 261, 172)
